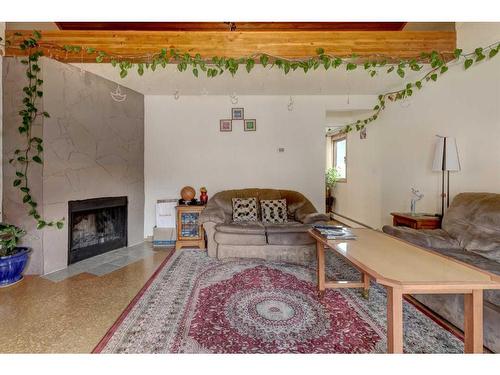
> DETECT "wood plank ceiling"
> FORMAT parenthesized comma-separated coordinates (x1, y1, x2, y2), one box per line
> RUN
(5, 22, 456, 63)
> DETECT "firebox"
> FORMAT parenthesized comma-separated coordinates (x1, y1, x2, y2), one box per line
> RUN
(68, 196, 128, 265)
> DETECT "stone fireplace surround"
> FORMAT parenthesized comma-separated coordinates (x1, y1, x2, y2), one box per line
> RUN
(2, 57, 145, 275)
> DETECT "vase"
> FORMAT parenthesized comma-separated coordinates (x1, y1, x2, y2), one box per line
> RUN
(0, 247, 31, 287)
(200, 192, 208, 205)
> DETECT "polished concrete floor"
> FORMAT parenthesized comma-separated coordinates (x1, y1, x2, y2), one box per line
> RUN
(0, 244, 172, 353)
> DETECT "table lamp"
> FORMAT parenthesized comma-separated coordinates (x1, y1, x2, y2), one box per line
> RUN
(432, 135, 461, 217)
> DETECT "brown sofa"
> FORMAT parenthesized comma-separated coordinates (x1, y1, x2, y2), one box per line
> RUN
(199, 188, 329, 264)
(383, 192, 500, 353)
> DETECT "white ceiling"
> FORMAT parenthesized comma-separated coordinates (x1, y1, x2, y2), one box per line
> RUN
(74, 63, 425, 95)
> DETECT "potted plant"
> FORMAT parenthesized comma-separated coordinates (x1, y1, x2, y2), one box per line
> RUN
(0, 223, 29, 287)
(325, 167, 340, 212)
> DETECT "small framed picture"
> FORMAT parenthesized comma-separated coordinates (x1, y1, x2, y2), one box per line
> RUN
(232, 108, 244, 120)
(220, 119, 232, 132)
(244, 119, 256, 132)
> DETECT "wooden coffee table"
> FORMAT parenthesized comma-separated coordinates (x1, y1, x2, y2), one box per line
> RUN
(309, 228, 500, 354)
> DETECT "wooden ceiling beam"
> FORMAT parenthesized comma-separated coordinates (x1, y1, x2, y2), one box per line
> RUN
(4, 30, 456, 62)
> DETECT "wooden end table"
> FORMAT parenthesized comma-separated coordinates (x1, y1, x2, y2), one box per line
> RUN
(175, 205, 206, 250)
(391, 212, 441, 229)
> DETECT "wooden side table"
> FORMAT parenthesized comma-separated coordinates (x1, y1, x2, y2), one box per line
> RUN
(390, 212, 441, 230)
(175, 205, 206, 250)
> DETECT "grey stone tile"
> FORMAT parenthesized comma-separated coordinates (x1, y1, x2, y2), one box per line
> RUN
(108, 255, 140, 267)
(42, 266, 84, 282)
(86, 263, 123, 276)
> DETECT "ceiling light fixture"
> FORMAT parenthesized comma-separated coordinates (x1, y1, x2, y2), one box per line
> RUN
(287, 96, 294, 111)
(110, 84, 127, 102)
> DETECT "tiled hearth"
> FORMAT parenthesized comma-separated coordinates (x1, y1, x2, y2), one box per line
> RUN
(43, 242, 156, 282)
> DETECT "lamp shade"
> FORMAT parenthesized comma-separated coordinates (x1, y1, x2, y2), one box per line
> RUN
(432, 136, 461, 172)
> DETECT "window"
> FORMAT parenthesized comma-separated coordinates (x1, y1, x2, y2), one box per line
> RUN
(332, 136, 347, 181)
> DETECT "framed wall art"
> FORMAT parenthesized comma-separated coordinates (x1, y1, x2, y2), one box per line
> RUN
(220, 119, 232, 132)
(232, 108, 244, 120)
(244, 119, 256, 132)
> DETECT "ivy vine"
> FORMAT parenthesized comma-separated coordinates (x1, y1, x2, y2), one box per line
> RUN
(2, 31, 64, 229)
(3, 31, 500, 231)
(60, 40, 500, 134)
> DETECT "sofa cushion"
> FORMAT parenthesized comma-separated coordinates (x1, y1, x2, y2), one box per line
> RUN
(260, 199, 288, 224)
(265, 221, 315, 246)
(429, 247, 500, 308)
(232, 197, 258, 222)
(216, 221, 265, 235)
(442, 193, 500, 262)
(382, 226, 461, 250)
(214, 232, 267, 246)
(264, 221, 311, 233)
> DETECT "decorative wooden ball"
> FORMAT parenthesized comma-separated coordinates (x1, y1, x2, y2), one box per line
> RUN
(180, 186, 196, 201)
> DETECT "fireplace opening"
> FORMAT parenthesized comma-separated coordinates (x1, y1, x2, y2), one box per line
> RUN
(68, 196, 127, 265)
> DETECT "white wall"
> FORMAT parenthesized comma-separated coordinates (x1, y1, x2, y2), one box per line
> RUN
(144, 95, 375, 237)
(334, 23, 500, 229)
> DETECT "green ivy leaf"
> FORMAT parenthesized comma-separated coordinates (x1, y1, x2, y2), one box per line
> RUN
(192, 68, 198, 77)
(120, 69, 128, 78)
(56, 221, 64, 229)
(260, 55, 269, 67)
(415, 81, 422, 89)
(316, 48, 325, 55)
(42, 111, 50, 118)
(489, 48, 498, 58)
(430, 73, 438, 81)
(387, 66, 395, 73)
(346, 63, 357, 71)
(453, 48, 463, 58)
(397, 68, 405, 78)
(464, 59, 474, 70)
(13, 179, 21, 187)
(32, 156, 42, 164)
(23, 194, 31, 203)
(36, 221, 46, 230)
(440, 66, 448, 74)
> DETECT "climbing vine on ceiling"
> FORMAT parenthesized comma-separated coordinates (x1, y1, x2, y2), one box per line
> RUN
(1, 30, 499, 228)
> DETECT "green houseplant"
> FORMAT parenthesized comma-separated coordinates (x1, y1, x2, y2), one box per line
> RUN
(325, 167, 340, 194)
(325, 167, 340, 213)
(0, 223, 30, 287)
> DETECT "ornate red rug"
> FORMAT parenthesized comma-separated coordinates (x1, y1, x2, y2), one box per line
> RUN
(93, 250, 463, 353)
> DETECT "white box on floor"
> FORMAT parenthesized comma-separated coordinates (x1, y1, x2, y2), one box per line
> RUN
(155, 199, 177, 228)
(153, 227, 176, 247)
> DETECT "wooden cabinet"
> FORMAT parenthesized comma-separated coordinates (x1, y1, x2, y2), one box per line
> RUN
(390, 212, 441, 230)
(175, 205, 206, 250)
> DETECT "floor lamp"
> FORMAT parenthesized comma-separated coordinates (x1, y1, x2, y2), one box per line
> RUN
(432, 135, 461, 217)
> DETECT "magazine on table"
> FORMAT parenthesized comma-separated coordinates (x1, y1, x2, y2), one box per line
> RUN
(312, 224, 357, 240)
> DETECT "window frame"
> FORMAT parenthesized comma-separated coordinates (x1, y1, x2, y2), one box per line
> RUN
(331, 134, 347, 183)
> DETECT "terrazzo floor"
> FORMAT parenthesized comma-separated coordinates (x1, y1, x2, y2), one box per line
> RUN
(0, 243, 173, 353)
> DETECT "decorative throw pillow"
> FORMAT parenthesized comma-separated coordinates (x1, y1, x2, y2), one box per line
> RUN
(232, 197, 258, 222)
(260, 199, 288, 224)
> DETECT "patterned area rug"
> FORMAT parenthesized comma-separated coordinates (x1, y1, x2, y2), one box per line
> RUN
(94, 249, 463, 353)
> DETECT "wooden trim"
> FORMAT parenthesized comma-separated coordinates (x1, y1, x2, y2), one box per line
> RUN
(386, 286, 404, 353)
(324, 281, 365, 289)
(464, 290, 484, 353)
(4, 30, 456, 63)
(55, 22, 408, 32)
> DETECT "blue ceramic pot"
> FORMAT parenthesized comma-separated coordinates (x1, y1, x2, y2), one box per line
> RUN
(0, 247, 31, 287)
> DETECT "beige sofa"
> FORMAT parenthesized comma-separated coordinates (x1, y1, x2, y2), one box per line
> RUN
(383, 193, 500, 353)
(199, 188, 329, 264)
